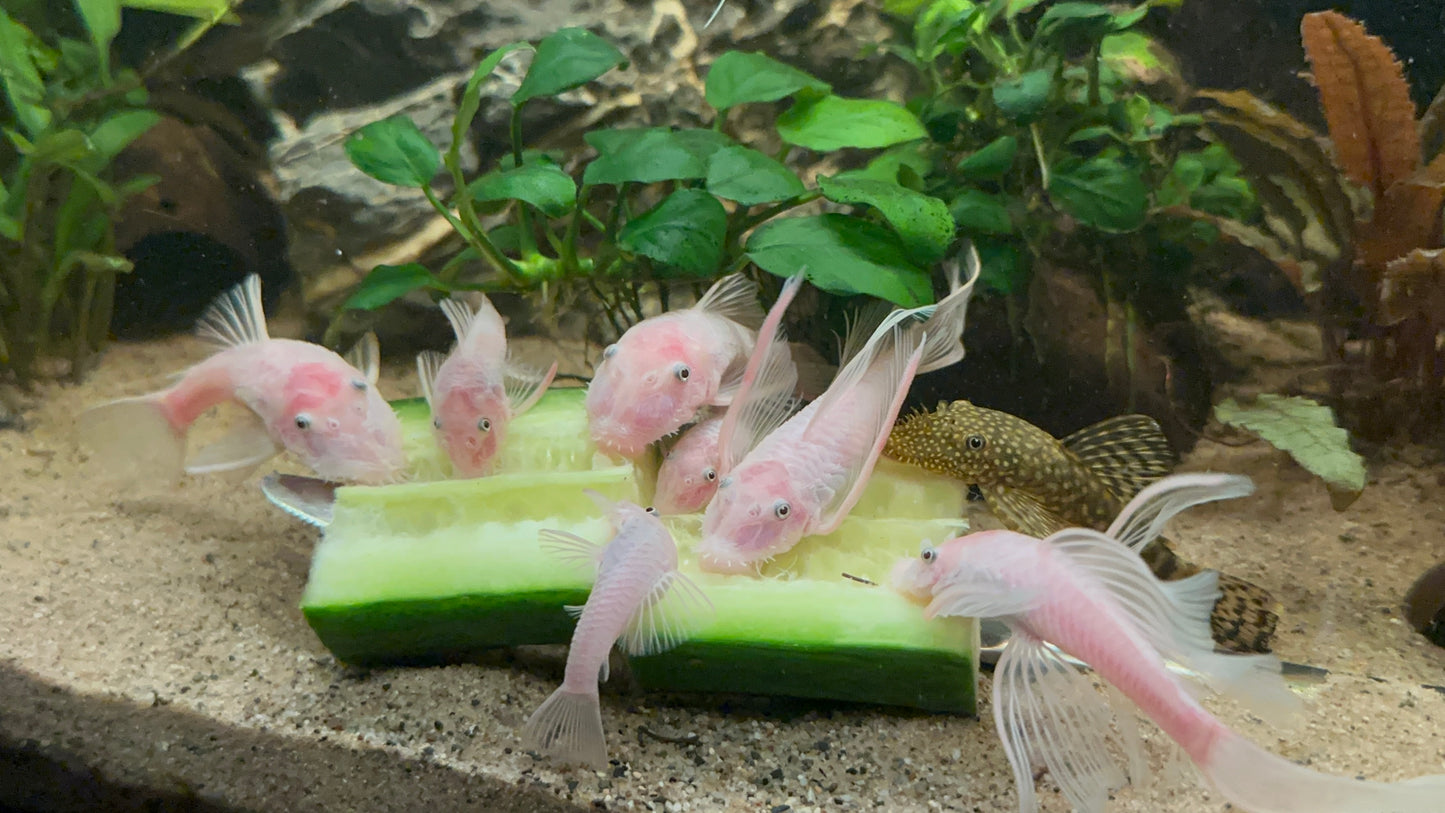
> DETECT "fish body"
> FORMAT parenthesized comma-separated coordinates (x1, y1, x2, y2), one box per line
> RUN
(521, 495, 710, 769)
(77, 275, 405, 485)
(417, 295, 557, 478)
(891, 473, 1445, 813)
(654, 416, 724, 514)
(697, 258, 979, 573)
(586, 273, 764, 457)
(885, 400, 1280, 652)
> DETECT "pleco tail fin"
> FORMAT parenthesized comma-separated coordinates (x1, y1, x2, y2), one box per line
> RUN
(77, 395, 186, 483)
(520, 687, 608, 770)
(1202, 730, 1445, 813)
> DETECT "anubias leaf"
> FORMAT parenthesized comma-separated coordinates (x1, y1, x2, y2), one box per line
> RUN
(705, 51, 829, 111)
(345, 115, 441, 188)
(342, 263, 443, 311)
(745, 214, 933, 306)
(583, 128, 708, 185)
(512, 28, 625, 105)
(1048, 155, 1147, 232)
(1214, 394, 1366, 508)
(706, 145, 805, 205)
(1301, 11, 1419, 201)
(617, 189, 727, 277)
(468, 160, 576, 217)
(818, 175, 955, 264)
(776, 95, 928, 151)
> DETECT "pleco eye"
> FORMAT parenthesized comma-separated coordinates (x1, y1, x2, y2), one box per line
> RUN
(773, 500, 791, 520)
(294, 414, 312, 430)
(351, 378, 367, 391)
(478, 417, 492, 432)
(645, 506, 658, 515)
(966, 435, 985, 450)
(432, 417, 443, 430)
(674, 364, 690, 382)
(602, 344, 618, 359)
(921, 546, 937, 563)
(704, 467, 717, 482)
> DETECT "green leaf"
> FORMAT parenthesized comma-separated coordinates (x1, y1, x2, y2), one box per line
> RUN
(468, 160, 576, 217)
(1006, 0, 1047, 16)
(818, 175, 955, 264)
(0, 11, 51, 138)
(673, 128, 735, 164)
(974, 238, 1029, 295)
(1213, 395, 1366, 502)
(512, 28, 625, 106)
(120, 0, 239, 19)
(0, 214, 19, 241)
(949, 188, 1013, 235)
(914, 0, 988, 62)
(345, 115, 441, 188)
(342, 263, 442, 311)
(704, 51, 829, 111)
(450, 42, 531, 165)
(1101, 31, 1179, 86)
(85, 109, 160, 168)
(992, 69, 1051, 122)
(25, 129, 90, 165)
(956, 135, 1017, 180)
(832, 145, 933, 185)
(1047, 155, 1147, 233)
(883, 0, 931, 15)
(746, 214, 933, 306)
(1036, 2, 1147, 51)
(582, 128, 707, 185)
(776, 95, 928, 151)
(617, 189, 727, 277)
(706, 145, 805, 205)
(75, 0, 121, 81)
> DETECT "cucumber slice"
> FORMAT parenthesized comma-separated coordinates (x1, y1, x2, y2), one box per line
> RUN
(299, 389, 978, 712)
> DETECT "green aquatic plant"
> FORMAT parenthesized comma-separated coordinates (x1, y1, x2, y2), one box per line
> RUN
(1213, 394, 1366, 509)
(873, 0, 1257, 405)
(333, 27, 960, 343)
(0, 0, 238, 388)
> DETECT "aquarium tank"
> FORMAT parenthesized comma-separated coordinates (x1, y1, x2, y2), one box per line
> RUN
(1, 1, 1443, 811)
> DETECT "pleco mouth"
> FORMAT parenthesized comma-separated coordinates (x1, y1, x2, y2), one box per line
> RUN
(697, 541, 757, 575)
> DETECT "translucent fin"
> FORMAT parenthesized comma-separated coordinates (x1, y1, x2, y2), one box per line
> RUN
(76, 396, 186, 484)
(520, 687, 608, 770)
(703, 0, 726, 29)
(343, 331, 381, 385)
(598, 659, 609, 684)
(505, 358, 559, 417)
(439, 297, 476, 343)
(983, 485, 1071, 538)
(808, 317, 928, 532)
(618, 570, 714, 656)
(1062, 414, 1176, 499)
(692, 272, 764, 329)
(1105, 473, 1256, 555)
(924, 571, 1042, 620)
(1202, 729, 1445, 813)
(834, 301, 892, 367)
(563, 603, 586, 619)
(716, 272, 804, 473)
(914, 241, 981, 374)
(184, 411, 281, 475)
(415, 351, 445, 410)
(194, 274, 268, 348)
(539, 529, 606, 576)
(994, 631, 1131, 813)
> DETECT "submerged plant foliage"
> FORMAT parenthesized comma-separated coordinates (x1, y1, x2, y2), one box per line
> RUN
(1213, 394, 1366, 509)
(335, 27, 958, 342)
(0, 0, 237, 387)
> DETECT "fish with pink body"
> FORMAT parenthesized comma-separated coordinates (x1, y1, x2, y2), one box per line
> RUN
(416, 295, 558, 478)
(77, 275, 406, 485)
(693, 255, 979, 572)
(521, 493, 712, 769)
(585, 273, 769, 458)
(891, 472, 1445, 813)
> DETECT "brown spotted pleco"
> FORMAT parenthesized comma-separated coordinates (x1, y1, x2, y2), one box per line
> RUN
(884, 400, 1280, 653)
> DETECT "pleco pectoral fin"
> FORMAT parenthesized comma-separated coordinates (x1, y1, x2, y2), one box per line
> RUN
(539, 529, 606, 578)
(505, 357, 559, 417)
(993, 631, 1134, 813)
(184, 412, 281, 475)
(344, 331, 381, 384)
(924, 575, 1042, 620)
(983, 485, 1070, 538)
(618, 571, 714, 656)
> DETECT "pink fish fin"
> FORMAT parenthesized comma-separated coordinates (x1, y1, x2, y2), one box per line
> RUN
(415, 351, 445, 410)
(1102, 682, 1151, 791)
(538, 528, 605, 577)
(520, 686, 608, 770)
(808, 319, 927, 533)
(438, 297, 477, 344)
(504, 357, 559, 417)
(692, 272, 764, 329)
(184, 410, 281, 475)
(833, 300, 892, 367)
(343, 331, 381, 385)
(703, 0, 726, 29)
(914, 240, 982, 374)
(1105, 473, 1255, 555)
(715, 272, 805, 473)
(981, 485, 1069, 538)
(76, 395, 187, 484)
(1201, 729, 1445, 813)
(923, 572, 1041, 620)
(563, 603, 586, 619)
(993, 630, 1132, 813)
(194, 274, 269, 348)
(618, 570, 714, 656)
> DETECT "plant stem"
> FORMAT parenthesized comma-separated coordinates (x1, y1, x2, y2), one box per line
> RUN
(1086, 44, 1101, 108)
(422, 185, 522, 285)
(735, 191, 821, 233)
(1029, 124, 1050, 191)
(562, 185, 590, 277)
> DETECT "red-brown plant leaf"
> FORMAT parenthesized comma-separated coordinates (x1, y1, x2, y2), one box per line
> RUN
(1357, 176, 1445, 273)
(1380, 248, 1445, 326)
(1301, 11, 1420, 202)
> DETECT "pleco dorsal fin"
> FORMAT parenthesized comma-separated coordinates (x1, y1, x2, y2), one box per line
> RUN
(618, 569, 714, 656)
(1063, 414, 1177, 500)
(716, 272, 805, 473)
(983, 484, 1071, 538)
(415, 351, 446, 409)
(344, 331, 381, 385)
(505, 357, 559, 417)
(439, 297, 476, 344)
(692, 272, 764, 329)
(195, 274, 269, 348)
(914, 241, 981, 375)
